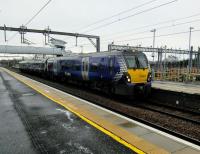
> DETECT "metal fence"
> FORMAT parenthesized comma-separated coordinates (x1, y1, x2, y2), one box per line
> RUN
(148, 47, 200, 82)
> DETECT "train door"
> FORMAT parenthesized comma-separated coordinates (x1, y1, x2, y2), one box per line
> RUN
(109, 56, 115, 77)
(53, 59, 58, 77)
(82, 57, 89, 80)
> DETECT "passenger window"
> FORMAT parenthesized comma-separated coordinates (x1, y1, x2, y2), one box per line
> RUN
(76, 65, 81, 71)
(65, 61, 73, 70)
(91, 63, 98, 72)
(73, 64, 81, 71)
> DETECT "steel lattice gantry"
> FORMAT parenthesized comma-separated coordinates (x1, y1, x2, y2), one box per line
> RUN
(108, 44, 198, 54)
(0, 25, 100, 52)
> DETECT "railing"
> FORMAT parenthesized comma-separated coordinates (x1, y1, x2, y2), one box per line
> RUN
(153, 68, 200, 82)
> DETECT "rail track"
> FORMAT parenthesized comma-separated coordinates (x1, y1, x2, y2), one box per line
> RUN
(8, 67, 200, 145)
(134, 103, 200, 125)
(121, 106, 200, 146)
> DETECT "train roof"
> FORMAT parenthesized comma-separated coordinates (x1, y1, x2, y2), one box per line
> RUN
(81, 49, 143, 56)
(19, 49, 146, 63)
(50, 49, 145, 60)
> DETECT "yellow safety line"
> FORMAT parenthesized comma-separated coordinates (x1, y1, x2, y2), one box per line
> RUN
(4, 68, 145, 154)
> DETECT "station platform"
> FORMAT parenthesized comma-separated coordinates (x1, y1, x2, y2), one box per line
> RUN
(0, 67, 200, 154)
(152, 81, 200, 95)
(151, 81, 200, 112)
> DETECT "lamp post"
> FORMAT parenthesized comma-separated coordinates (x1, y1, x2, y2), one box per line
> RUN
(189, 27, 194, 51)
(188, 27, 194, 73)
(151, 29, 156, 62)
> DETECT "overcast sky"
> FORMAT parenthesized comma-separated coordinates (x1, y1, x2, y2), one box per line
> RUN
(1, 0, 200, 55)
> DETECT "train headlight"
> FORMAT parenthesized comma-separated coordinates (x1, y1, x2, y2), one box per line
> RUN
(123, 72, 131, 83)
(126, 74, 131, 83)
(127, 76, 131, 82)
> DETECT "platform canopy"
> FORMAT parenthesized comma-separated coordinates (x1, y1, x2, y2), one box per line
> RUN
(0, 45, 66, 56)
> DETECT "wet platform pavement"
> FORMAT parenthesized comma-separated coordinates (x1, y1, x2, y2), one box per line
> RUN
(0, 69, 134, 154)
(1, 67, 200, 154)
(0, 70, 36, 154)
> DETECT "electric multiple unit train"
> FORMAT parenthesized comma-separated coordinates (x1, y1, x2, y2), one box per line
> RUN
(19, 49, 151, 96)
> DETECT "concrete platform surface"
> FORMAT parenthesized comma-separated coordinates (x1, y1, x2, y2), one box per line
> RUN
(0, 68, 134, 154)
(0, 71, 36, 154)
(152, 81, 200, 95)
(1, 67, 200, 154)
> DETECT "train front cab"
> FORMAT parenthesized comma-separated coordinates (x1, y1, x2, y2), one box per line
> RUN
(116, 51, 151, 97)
(127, 69, 151, 97)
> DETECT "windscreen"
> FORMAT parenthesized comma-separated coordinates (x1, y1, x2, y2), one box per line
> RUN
(125, 56, 137, 68)
(124, 53, 148, 69)
(137, 54, 148, 68)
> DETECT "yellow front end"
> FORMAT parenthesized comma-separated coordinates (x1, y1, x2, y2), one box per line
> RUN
(127, 68, 149, 83)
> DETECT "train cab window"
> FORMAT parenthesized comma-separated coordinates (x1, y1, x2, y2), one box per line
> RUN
(137, 54, 148, 69)
(124, 56, 137, 69)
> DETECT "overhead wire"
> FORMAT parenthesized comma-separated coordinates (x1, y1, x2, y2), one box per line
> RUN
(73, 0, 160, 32)
(24, 0, 52, 26)
(8, 0, 53, 42)
(101, 12, 200, 38)
(66, 0, 161, 44)
(113, 29, 200, 43)
(66, 29, 200, 49)
(103, 18, 200, 40)
(83, 0, 178, 33)
(66, 17, 200, 48)
(66, 0, 178, 47)
(66, 0, 177, 45)
(67, 12, 200, 46)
